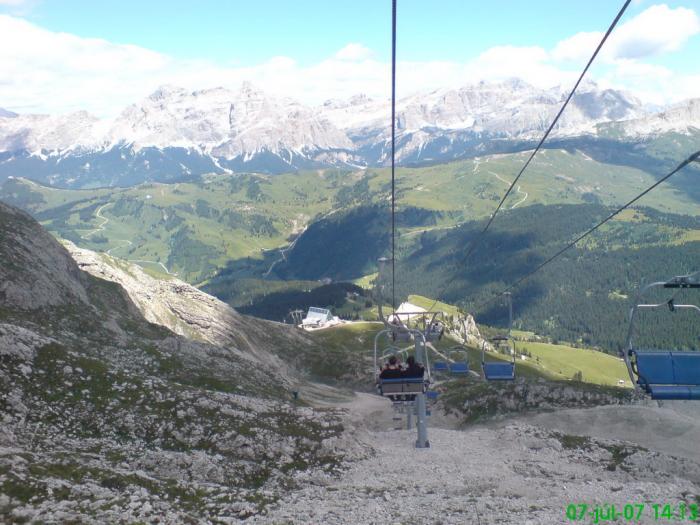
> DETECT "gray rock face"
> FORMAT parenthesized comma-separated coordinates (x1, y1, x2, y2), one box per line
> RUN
(65, 243, 315, 374)
(0, 201, 90, 309)
(0, 201, 355, 523)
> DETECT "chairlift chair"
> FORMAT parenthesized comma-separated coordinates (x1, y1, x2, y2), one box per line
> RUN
(623, 272, 700, 400)
(432, 361, 449, 373)
(374, 329, 431, 398)
(481, 293, 516, 381)
(423, 312, 446, 342)
(448, 345, 470, 375)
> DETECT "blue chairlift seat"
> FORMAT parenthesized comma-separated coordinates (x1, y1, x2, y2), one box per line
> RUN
(432, 361, 449, 373)
(482, 361, 515, 381)
(449, 361, 470, 374)
(631, 350, 700, 400)
(378, 377, 426, 396)
(426, 390, 440, 400)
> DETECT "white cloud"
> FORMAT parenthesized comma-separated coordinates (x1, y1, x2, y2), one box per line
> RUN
(335, 43, 373, 61)
(1, 5, 699, 118)
(610, 4, 700, 59)
(553, 4, 700, 64)
(0, 0, 29, 5)
(552, 32, 603, 63)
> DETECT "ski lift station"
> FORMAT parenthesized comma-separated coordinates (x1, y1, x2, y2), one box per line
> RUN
(301, 307, 340, 329)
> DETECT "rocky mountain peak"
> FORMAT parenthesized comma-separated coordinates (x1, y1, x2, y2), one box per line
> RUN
(147, 84, 188, 102)
(0, 78, 696, 184)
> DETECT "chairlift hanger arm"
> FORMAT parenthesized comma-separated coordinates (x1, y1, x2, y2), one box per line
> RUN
(664, 271, 700, 289)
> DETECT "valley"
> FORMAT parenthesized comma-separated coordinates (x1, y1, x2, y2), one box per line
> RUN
(2, 142, 700, 354)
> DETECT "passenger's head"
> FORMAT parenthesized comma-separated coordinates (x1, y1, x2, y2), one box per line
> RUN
(407, 356, 416, 366)
(388, 355, 397, 366)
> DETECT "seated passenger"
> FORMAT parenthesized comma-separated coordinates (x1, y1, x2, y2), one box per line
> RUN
(401, 356, 425, 401)
(379, 355, 402, 379)
(402, 356, 425, 378)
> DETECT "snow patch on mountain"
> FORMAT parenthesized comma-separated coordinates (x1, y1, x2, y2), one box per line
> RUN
(0, 110, 102, 154)
(0, 79, 697, 182)
(607, 98, 700, 137)
(105, 82, 353, 158)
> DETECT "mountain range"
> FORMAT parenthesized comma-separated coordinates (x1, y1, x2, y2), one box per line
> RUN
(1, 79, 698, 188)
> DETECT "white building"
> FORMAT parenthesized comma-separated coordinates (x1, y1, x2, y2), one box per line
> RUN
(301, 307, 340, 329)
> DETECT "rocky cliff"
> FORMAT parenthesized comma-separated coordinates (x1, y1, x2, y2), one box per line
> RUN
(0, 201, 361, 523)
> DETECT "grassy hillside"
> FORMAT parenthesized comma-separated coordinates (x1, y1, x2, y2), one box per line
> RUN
(2, 147, 698, 284)
(304, 321, 632, 389)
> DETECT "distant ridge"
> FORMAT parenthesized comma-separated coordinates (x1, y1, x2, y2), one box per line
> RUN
(0, 79, 697, 187)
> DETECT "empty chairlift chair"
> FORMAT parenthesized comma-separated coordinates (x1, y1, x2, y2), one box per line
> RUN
(482, 337, 516, 381)
(423, 312, 446, 343)
(432, 361, 449, 374)
(623, 273, 700, 400)
(448, 346, 470, 375)
(481, 292, 516, 381)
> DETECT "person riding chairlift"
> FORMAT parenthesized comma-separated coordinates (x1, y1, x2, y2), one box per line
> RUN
(402, 355, 424, 378)
(379, 355, 402, 401)
(401, 356, 424, 401)
(379, 355, 402, 379)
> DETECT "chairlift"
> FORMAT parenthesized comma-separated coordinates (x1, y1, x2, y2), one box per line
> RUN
(481, 293, 516, 381)
(374, 329, 431, 396)
(448, 345, 470, 375)
(423, 312, 446, 342)
(623, 272, 700, 400)
(432, 360, 449, 373)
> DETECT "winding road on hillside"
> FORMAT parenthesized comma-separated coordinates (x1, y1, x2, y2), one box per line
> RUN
(82, 200, 177, 276)
(262, 219, 309, 278)
(490, 171, 529, 209)
(80, 203, 111, 239)
(511, 185, 529, 209)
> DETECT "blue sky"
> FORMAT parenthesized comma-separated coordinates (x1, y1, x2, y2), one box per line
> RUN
(1, 1, 700, 116)
(17, 0, 700, 65)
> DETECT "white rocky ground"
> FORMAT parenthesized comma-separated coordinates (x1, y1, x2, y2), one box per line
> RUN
(249, 394, 700, 525)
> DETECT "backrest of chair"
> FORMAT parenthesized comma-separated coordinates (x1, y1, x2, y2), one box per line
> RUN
(379, 377, 425, 395)
(402, 381, 425, 393)
(433, 361, 449, 372)
(634, 351, 676, 385)
(380, 382, 405, 394)
(449, 362, 469, 373)
(482, 361, 514, 380)
(669, 352, 700, 386)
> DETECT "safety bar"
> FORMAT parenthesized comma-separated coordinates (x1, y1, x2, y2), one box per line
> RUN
(374, 328, 431, 383)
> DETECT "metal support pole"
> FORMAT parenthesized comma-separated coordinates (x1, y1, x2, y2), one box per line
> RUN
(414, 336, 430, 448)
(406, 402, 413, 430)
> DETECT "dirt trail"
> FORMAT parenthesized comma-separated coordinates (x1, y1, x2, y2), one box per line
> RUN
(253, 392, 700, 524)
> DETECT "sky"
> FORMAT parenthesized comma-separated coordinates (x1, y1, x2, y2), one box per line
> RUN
(1, 0, 699, 117)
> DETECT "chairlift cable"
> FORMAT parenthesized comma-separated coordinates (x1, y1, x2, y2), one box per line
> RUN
(472, 150, 700, 313)
(424, 0, 632, 314)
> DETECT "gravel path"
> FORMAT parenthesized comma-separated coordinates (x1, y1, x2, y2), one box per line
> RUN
(251, 395, 700, 525)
